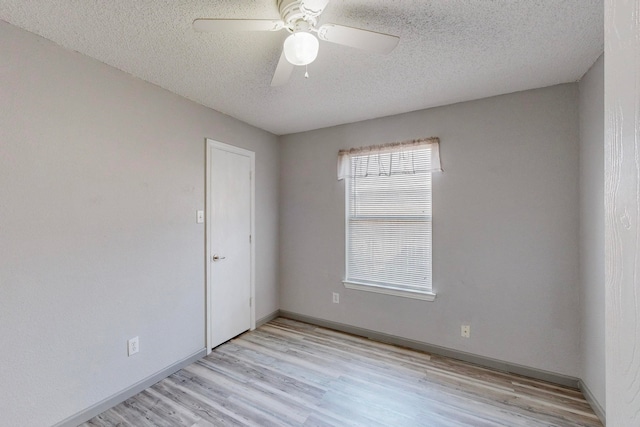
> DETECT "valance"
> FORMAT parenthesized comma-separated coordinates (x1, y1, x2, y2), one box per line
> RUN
(337, 137, 441, 180)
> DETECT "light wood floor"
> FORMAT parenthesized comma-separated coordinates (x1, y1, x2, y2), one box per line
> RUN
(81, 318, 603, 427)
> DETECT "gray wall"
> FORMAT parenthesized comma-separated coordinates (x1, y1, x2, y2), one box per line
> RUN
(280, 84, 581, 377)
(0, 22, 279, 426)
(578, 55, 605, 411)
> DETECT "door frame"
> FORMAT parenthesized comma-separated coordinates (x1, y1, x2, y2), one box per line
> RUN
(205, 138, 256, 354)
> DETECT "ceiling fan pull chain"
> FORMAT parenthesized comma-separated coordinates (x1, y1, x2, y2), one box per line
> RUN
(305, 64, 309, 79)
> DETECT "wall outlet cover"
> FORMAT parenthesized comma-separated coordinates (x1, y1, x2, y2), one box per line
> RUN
(128, 336, 139, 356)
(461, 325, 470, 338)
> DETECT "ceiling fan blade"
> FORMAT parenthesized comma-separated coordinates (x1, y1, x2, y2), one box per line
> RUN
(193, 19, 284, 32)
(271, 50, 294, 86)
(317, 24, 399, 54)
(300, 0, 330, 16)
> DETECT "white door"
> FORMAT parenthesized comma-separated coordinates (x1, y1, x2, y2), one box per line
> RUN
(207, 140, 254, 349)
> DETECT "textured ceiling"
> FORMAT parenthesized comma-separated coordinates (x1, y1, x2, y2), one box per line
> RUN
(0, 0, 603, 135)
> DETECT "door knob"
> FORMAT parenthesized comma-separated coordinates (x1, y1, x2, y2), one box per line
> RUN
(212, 254, 226, 261)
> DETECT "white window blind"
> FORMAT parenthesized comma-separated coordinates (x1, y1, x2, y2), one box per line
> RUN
(341, 139, 440, 297)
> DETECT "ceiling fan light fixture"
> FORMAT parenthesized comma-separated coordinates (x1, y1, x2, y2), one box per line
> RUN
(283, 32, 319, 66)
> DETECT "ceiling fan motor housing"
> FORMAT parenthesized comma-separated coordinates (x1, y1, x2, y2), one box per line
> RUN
(278, 0, 319, 32)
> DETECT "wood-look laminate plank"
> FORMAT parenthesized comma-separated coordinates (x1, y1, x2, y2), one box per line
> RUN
(150, 377, 245, 426)
(82, 408, 128, 427)
(133, 389, 202, 426)
(80, 318, 603, 427)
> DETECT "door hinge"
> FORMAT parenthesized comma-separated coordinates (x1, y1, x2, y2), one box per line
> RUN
(249, 297, 252, 307)
(249, 234, 252, 243)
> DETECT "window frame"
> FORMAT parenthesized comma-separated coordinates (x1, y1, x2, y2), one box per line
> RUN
(342, 150, 436, 301)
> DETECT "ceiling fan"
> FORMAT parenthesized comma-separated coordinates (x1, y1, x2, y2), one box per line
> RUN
(193, 0, 400, 86)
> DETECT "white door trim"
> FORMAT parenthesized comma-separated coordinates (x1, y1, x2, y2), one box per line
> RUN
(205, 138, 256, 354)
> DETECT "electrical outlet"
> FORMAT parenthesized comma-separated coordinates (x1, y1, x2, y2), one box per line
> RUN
(332, 292, 340, 304)
(461, 325, 470, 338)
(128, 336, 139, 356)
(196, 210, 204, 224)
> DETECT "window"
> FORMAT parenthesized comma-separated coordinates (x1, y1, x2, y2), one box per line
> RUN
(338, 139, 441, 300)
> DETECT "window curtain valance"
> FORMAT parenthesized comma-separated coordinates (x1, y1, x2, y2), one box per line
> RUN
(337, 137, 442, 180)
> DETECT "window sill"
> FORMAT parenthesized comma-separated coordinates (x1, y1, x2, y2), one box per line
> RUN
(343, 281, 436, 301)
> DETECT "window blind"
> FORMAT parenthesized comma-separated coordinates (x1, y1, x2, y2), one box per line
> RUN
(346, 148, 432, 293)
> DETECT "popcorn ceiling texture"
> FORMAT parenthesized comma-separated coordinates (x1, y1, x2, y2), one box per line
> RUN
(0, 0, 603, 135)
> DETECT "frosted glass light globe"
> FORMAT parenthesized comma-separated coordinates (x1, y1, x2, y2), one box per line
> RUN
(283, 32, 319, 66)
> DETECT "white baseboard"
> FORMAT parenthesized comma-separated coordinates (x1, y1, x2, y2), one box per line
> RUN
(256, 309, 280, 328)
(579, 379, 606, 425)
